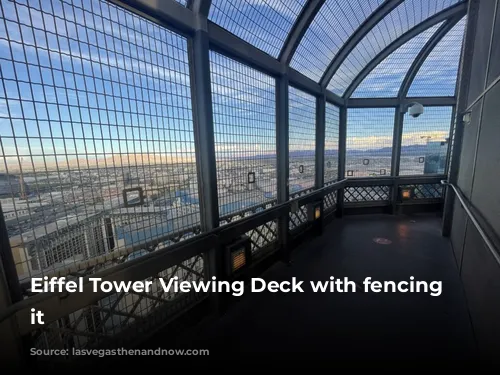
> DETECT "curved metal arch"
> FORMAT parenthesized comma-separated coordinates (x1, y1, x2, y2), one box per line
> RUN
(187, 0, 211, 17)
(279, 0, 325, 64)
(319, 0, 404, 87)
(398, 15, 464, 99)
(343, 3, 467, 99)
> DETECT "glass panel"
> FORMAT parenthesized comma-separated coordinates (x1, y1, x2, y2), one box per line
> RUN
(209, 0, 305, 58)
(399, 106, 453, 175)
(328, 0, 459, 96)
(288, 86, 315, 193)
(407, 17, 466, 97)
(351, 23, 442, 98)
(209, 51, 276, 220)
(0, 0, 198, 282)
(290, 0, 382, 81)
(346, 108, 394, 177)
(324, 102, 339, 183)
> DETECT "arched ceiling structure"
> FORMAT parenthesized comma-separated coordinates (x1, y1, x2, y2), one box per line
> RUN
(185, 0, 468, 100)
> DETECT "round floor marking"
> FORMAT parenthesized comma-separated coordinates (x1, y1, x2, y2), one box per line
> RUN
(373, 237, 392, 245)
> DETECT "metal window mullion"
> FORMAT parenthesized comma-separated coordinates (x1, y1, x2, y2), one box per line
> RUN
(391, 106, 404, 214)
(315, 93, 326, 190)
(276, 74, 289, 259)
(336, 105, 347, 217)
(188, 29, 220, 307)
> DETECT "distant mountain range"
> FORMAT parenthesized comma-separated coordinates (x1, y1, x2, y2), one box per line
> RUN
(234, 144, 433, 159)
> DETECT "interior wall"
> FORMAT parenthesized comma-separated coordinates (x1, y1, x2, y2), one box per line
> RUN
(451, 0, 500, 365)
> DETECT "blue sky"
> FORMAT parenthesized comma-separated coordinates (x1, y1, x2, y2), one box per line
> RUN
(0, 0, 464, 173)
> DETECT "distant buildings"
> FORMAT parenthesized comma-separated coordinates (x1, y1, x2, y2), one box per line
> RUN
(424, 140, 448, 174)
(9, 213, 111, 281)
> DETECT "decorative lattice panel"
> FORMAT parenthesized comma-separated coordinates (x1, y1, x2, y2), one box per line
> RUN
(344, 185, 391, 203)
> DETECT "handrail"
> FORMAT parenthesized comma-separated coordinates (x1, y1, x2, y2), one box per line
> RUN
(441, 180, 500, 267)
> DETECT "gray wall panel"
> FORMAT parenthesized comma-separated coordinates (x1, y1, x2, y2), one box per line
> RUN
(486, 1, 500, 86)
(451, 0, 500, 364)
(450, 199, 467, 269)
(460, 221, 500, 364)
(467, 0, 496, 107)
(469, 83, 500, 238)
(457, 99, 481, 199)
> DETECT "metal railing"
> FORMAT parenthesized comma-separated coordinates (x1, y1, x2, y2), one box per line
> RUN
(441, 180, 500, 267)
(0, 178, 348, 358)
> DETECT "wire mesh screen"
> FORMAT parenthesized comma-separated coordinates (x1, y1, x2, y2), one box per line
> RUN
(407, 17, 466, 97)
(290, 0, 382, 81)
(324, 102, 339, 184)
(327, 0, 459, 96)
(351, 23, 442, 98)
(345, 108, 394, 178)
(288, 86, 315, 194)
(208, 0, 305, 58)
(0, 0, 200, 285)
(399, 106, 453, 176)
(209, 51, 277, 222)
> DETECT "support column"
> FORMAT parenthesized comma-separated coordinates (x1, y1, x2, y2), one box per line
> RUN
(442, 0, 480, 236)
(336, 105, 347, 217)
(390, 105, 404, 214)
(314, 93, 326, 234)
(276, 74, 290, 262)
(188, 27, 221, 311)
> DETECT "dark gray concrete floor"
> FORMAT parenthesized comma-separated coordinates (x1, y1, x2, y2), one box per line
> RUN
(176, 213, 478, 366)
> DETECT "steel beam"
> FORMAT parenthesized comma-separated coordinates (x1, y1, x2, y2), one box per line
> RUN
(276, 75, 290, 261)
(279, 0, 325, 64)
(109, 0, 345, 104)
(188, 0, 212, 17)
(189, 31, 219, 231)
(346, 96, 456, 108)
(315, 93, 326, 189)
(390, 106, 404, 213)
(188, 29, 221, 314)
(336, 106, 347, 217)
(108, 0, 200, 34)
(320, 0, 404, 87)
(344, 3, 468, 99)
(399, 16, 464, 98)
(443, 0, 480, 236)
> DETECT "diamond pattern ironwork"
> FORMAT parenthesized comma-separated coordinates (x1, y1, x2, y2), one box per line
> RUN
(344, 186, 391, 202)
(29, 254, 206, 358)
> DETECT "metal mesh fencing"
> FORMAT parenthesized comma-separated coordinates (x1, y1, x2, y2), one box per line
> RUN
(290, 0, 382, 81)
(209, 51, 276, 223)
(288, 86, 316, 194)
(351, 23, 442, 98)
(0, 0, 200, 287)
(345, 108, 394, 178)
(328, 0, 459, 96)
(324, 101, 339, 183)
(208, 0, 305, 58)
(407, 17, 466, 97)
(399, 106, 453, 176)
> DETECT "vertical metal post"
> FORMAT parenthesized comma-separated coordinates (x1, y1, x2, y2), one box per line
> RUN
(315, 93, 326, 234)
(442, 0, 480, 236)
(0, 204, 22, 304)
(315, 93, 326, 190)
(337, 105, 347, 217)
(390, 105, 404, 214)
(276, 74, 290, 262)
(188, 26, 221, 311)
